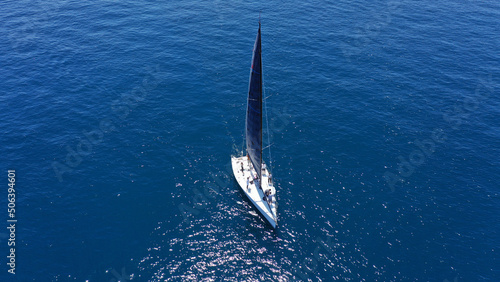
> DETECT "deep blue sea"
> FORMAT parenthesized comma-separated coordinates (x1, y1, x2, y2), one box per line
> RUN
(1, 0, 499, 281)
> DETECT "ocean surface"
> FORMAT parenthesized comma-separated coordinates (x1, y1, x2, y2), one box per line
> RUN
(1, 0, 499, 281)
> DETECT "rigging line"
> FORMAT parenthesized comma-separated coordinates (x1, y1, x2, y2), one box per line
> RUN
(264, 194, 277, 220)
(262, 34, 273, 176)
(265, 200, 274, 219)
(263, 143, 273, 150)
(241, 137, 245, 156)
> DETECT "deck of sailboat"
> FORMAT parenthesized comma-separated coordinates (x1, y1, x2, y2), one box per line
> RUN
(231, 156, 277, 228)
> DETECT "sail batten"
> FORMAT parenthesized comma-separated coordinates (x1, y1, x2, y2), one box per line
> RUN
(246, 23, 263, 182)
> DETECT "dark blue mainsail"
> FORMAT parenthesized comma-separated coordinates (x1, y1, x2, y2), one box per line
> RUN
(246, 23, 263, 182)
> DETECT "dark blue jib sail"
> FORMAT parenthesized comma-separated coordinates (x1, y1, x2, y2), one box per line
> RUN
(246, 23, 263, 182)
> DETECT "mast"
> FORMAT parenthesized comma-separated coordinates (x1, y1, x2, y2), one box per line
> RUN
(246, 22, 263, 188)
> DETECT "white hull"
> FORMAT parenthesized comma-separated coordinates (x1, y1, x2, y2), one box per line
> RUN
(231, 156, 277, 228)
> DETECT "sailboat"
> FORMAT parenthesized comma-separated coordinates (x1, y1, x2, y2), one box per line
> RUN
(231, 22, 278, 228)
